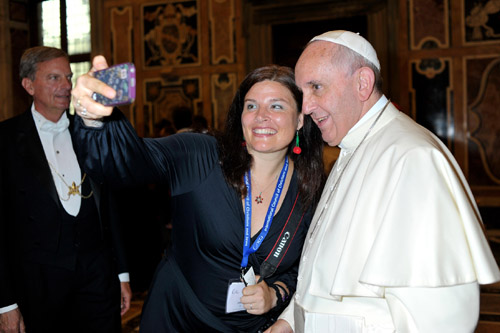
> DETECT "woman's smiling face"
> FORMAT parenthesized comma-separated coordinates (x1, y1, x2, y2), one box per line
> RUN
(241, 80, 303, 155)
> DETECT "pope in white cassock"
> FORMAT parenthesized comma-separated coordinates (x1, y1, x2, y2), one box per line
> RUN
(267, 30, 500, 333)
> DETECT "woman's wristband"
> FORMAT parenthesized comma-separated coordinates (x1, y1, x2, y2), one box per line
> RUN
(270, 283, 289, 308)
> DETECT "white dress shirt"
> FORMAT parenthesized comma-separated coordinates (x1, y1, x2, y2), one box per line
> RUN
(32, 106, 82, 216)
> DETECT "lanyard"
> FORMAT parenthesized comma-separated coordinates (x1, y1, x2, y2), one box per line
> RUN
(241, 157, 289, 268)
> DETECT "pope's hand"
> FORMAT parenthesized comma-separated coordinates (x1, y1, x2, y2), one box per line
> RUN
(264, 319, 293, 333)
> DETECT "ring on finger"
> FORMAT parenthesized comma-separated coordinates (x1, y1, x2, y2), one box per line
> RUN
(76, 98, 82, 107)
(81, 107, 88, 117)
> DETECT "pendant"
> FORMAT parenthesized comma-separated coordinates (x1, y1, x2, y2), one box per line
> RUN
(67, 181, 81, 197)
(255, 193, 263, 204)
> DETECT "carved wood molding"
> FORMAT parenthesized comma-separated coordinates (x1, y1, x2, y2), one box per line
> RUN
(110, 6, 134, 64)
(247, 0, 384, 24)
(141, 1, 201, 69)
(143, 75, 202, 136)
(409, 0, 449, 50)
(211, 72, 237, 130)
(468, 56, 500, 185)
(209, 0, 235, 64)
(409, 57, 454, 148)
(464, 0, 500, 45)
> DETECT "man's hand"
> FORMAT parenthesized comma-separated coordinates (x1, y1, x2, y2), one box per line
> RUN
(264, 319, 293, 333)
(120, 282, 132, 316)
(0, 308, 25, 333)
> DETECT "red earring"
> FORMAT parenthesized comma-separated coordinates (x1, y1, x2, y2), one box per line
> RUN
(293, 131, 301, 154)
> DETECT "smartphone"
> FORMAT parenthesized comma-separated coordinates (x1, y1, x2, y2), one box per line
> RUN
(92, 62, 136, 106)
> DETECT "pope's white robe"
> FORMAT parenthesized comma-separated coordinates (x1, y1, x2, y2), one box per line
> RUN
(280, 97, 500, 332)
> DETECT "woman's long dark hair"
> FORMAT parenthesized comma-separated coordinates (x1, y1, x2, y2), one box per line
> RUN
(217, 65, 325, 211)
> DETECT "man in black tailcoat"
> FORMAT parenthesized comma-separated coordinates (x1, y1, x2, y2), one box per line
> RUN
(0, 46, 131, 333)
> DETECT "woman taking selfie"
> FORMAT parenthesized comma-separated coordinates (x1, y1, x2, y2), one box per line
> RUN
(71, 57, 325, 332)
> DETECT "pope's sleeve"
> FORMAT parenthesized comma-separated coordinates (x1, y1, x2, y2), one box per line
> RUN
(359, 145, 499, 287)
(385, 282, 479, 332)
(278, 298, 295, 329)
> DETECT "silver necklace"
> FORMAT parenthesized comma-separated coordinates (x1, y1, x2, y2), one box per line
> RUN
(252, 172, 279, 204)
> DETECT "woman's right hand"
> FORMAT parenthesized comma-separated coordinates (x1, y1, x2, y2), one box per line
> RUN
(71, 55, 116, 120)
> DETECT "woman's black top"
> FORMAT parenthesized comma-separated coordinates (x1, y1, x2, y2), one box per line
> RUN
(72, 111, 313, 332)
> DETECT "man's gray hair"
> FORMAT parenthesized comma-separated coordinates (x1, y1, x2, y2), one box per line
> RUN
(19, 46, 69, 82)
(332, 44, 383, 93)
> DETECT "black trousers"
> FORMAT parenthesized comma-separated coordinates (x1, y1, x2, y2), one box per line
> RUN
(18, 248, 121, 333)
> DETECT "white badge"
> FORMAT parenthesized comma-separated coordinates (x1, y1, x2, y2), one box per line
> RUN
(225, 267, 256, 313)
(242, 266, 256, 286)
(225, 280, 245, 313)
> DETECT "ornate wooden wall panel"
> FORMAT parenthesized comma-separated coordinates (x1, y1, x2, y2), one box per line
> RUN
(111, 7, 134, 63)
(410, 58, 453, 148)
(0, 0, 30, 121)
(100, 0, 245, 137)
(464, 0, 500, 44)
(209, 0, 235, 64)
(143, 75, 202, 134)
(108, 6, 135, 125)
(402, 0, 500, 205)
(211, 72, 237, 130)
(466, 55, 500, 203)
(409, 0, 449, 49)
(142, 1, 200, 68)
(9, 27, 29, 114)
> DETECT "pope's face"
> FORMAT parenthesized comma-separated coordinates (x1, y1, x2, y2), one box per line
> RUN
(295, 41, 363, 147)
(22, 57, 73, 121)
(241, 80, 303, 156)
